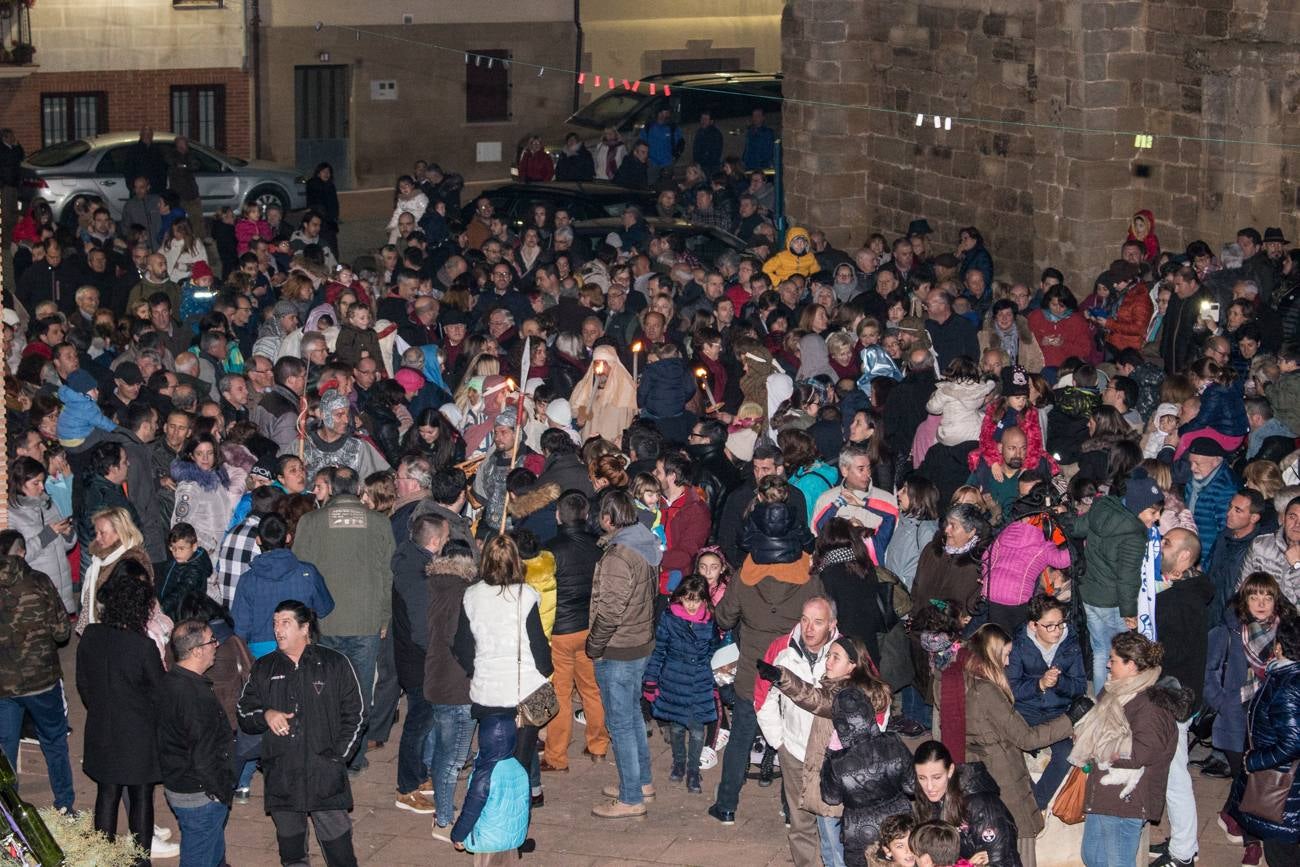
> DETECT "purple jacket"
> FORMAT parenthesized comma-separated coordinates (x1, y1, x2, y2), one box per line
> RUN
(982, 520, 1071, 606)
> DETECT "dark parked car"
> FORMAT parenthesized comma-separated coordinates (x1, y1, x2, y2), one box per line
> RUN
(569, 217, 747, 264)
(458, 181, 657, 232)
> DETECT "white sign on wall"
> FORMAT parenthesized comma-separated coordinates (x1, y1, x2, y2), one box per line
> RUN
(370, 80, 398, 101)
(476, 141, 503, 163)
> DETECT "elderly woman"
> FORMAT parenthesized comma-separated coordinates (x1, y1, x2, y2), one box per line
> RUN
(912, 503, 991, 616)
(980, 298, 1045, 372)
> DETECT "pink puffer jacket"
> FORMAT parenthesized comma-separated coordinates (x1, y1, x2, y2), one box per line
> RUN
(982, 520, 1072, 606)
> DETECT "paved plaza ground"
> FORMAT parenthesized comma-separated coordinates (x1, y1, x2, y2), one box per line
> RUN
(10, 643, 1262, 866)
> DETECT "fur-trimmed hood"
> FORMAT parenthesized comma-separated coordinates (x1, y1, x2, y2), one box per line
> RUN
(426, 553, 477, 585)
(170, 459, 229, 491)
(509, 482, 561, 519)
(1150, 675, 1196, 722)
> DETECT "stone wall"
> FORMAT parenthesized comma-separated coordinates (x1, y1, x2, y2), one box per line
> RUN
(783, 0, 1300, 292)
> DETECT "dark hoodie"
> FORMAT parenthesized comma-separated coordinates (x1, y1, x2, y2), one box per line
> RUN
(637, 356, 696, 420)
(157, 547, 215, 620)
(819, 688, 914, 860)
(743, 499, 812, 565)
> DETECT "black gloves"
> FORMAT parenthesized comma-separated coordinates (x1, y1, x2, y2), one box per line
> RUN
(755, 659, 781, 683)
(1067, 695, 1095, 725)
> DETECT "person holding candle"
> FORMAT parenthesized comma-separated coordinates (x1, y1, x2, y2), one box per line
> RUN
(638, 343, 699, 445)
(571, 345, 639, 445)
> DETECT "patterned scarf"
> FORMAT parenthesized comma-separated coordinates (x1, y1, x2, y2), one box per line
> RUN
(1069, 665, 1162, 768)
(1241, 616, 1279, 704)
(993, 320, 1019, 363)
(944, 534, 979, 557)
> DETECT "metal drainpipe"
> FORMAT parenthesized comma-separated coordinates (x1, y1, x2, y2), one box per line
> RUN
(249, 0, 263, 159)
(572, 0, 583, 114)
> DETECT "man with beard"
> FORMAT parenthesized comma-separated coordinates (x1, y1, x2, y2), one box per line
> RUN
(965, 425, 1027, 520)
(295, 389, 390, 478)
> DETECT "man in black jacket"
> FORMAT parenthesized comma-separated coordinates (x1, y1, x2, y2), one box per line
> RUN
(237, 600, 364, 867)
(687, 417, 744, 527)
(157, 619, 236, 867)
(1160, 266, 1214, 375)
(1153, 527, 1213, 867)
(882, 348, 938, 459)
(542, 491, 609, 770)
(923, 288, 979, 369)
(716, 444, 805, 568)
(391, 513, 449, 814)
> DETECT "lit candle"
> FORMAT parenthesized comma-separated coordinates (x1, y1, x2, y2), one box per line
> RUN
(631, 341, 643, 380)
(695, 366, 713, 410)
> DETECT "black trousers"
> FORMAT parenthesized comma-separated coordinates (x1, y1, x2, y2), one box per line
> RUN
(94, 781, 155, 856)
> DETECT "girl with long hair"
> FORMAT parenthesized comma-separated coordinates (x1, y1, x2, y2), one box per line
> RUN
(911, 739, 1020, 866)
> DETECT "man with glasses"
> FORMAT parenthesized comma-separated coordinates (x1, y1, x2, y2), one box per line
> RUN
(477, 263, 532, 327)
(1006, 595, 1087, 809)
(465, 197, 494, 250)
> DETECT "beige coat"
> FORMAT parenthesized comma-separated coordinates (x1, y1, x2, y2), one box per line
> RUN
(979, 314, 1046, 373)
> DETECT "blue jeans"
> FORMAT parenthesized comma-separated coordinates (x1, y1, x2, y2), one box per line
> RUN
(594, 656, 653, 805)
(396, 687, 434, 794)
(1082, 814, 1143, 866)
(450, 713, 515, 845)
(319, 633, 380, 770)
(714, 692, 758, 812)
(232, 728, 260, 791)
(668, 723, 705, 772)
(816, 815, 847, 867)
(1083, 603, 1126, 694)
(425, 704, 474, 827)
(167, 796, 228, 867)
(0, 681, 75, 810)
(1032, 736, 1074, 809)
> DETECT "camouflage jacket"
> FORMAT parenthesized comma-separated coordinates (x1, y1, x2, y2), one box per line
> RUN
(0, 557, 71, 697)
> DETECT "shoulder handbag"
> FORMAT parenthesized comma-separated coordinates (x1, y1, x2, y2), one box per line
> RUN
(515, 587, 559, 728)
(873, 579, 914, 691)
(1050, 765, 1087, 825)
(1239, 719, 1298, 824)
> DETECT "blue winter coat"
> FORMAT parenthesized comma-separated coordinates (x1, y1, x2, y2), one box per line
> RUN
(1203, 608, 1249, 753)
(464, 757, 530, 854)
(644, 608, 717, 726)
(1228, 660, 1300, 843)
(231, 548, 335, 650)
(1180, 381, 1248, 439)
(1006, 624, 1087, 725)
(1188, 462, 1239, 570)
(637, 357, 695, 420)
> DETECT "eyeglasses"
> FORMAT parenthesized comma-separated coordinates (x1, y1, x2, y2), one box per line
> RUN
(197, 638, 220, 649)
(1036, 621, 1066, 632)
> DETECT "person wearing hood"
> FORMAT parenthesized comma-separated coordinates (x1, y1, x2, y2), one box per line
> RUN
(571, 345, 639, 446)
(297, 389, 391, 479)
(637, 343, 698, 444)
(587, 491, 662, 819)
(710, 487, 824, 826)
(1127, 209, 1161, 263)
(231, 514, 334, 658)
(763, 227, 819, 285)
(796, 333, 835, 382)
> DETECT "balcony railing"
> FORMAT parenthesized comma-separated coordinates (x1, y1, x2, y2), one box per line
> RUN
(0, 0, 34, 67)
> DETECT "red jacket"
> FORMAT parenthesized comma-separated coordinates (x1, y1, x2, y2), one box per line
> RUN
(1027, 309, 1095, 369)
(658, 486, 711, 593)
(1106, 283, 1154, 352)
(517, 150, 554, 183)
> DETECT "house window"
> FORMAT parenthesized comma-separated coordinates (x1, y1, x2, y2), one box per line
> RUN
(466, 49, 510, 123)
(171, 85, 226, 150)
(40, 92, 107, 147)
(172, 0, 224, 8)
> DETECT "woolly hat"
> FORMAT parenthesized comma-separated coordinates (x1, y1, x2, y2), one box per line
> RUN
(1122, 469, 1164, 515)
(319, 389, 348, 418)
(1153, 402, 1179, 424)
(273, 300, 298, 318)
(67, 369, 98, 395)
(545, 398, 573, 428)
(394, 368, 424, 396)
(190, 261, 214, 282)
(726, 428, 758, 463)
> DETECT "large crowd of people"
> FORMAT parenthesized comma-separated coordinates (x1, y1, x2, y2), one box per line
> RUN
(1, 123, 1300, 867)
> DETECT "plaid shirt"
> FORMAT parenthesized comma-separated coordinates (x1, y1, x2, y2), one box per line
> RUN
(216, 514, 261, 608)
(688, 205, 734, 234)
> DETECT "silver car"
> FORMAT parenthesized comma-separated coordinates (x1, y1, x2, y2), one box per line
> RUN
(20, 131, 307, 223)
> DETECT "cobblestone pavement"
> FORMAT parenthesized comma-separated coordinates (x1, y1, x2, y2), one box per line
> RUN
(11, 643, 1260, 866)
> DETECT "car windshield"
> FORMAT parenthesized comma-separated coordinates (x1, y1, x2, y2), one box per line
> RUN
(26, 140, 91, 167)
(568, 92, 650, 130)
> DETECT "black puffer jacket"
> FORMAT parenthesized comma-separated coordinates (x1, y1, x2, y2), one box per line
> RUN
(686, 441, 743, 525)
(743, 500, 812, 565)
(919, 763, 1021, 867)
(236, 643, 364, 813)
(819, 688, 914, 865)
(547, 524, 601, 635)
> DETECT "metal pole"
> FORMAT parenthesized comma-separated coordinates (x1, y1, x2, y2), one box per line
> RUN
(773, 137, 786, 248)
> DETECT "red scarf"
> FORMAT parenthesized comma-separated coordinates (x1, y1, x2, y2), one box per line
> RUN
(939, 645, 971, 763)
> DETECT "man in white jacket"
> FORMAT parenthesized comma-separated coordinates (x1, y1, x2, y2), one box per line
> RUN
(756, 596, 839, 867)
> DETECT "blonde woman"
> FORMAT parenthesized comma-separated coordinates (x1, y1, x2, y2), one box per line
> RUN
(964, 623, 1084, 867)
(77, 506, 153, 634)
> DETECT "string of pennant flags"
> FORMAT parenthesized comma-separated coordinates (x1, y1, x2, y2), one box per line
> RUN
(316, 21, 1300, 155)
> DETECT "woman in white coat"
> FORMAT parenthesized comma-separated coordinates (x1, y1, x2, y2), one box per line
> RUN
(169, 435, 256, 555)
(7, 457, 76, 612)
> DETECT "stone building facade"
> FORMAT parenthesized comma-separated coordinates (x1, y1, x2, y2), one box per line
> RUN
(782, 0, 1300, 289)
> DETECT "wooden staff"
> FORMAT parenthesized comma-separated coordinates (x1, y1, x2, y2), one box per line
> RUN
(499, 375, 525, 534)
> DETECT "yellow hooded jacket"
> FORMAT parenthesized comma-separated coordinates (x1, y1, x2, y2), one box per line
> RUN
(762, 226, 819, 284)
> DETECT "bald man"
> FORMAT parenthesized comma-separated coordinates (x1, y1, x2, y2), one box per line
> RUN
(1153, 526, 1212, 867)
(966, 426, 1028, 519)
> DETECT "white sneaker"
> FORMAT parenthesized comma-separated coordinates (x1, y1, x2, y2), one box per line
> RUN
(153, 825, 172, 842)
(574, 708, 586, 725)
(699, 746, 718, 770)
(715, 728, 730, 751)
(151, 838, 180, 859)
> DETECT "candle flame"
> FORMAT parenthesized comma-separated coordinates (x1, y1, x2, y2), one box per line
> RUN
(632, 341, 643, 353)
(695, 367, 708, 378)
(505, 378, 516, 390)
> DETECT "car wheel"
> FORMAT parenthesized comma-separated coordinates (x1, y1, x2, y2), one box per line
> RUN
(247, 185, 289, 214)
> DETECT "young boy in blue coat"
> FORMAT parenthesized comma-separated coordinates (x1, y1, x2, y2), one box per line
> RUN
(1005, 594, 1087, 808)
